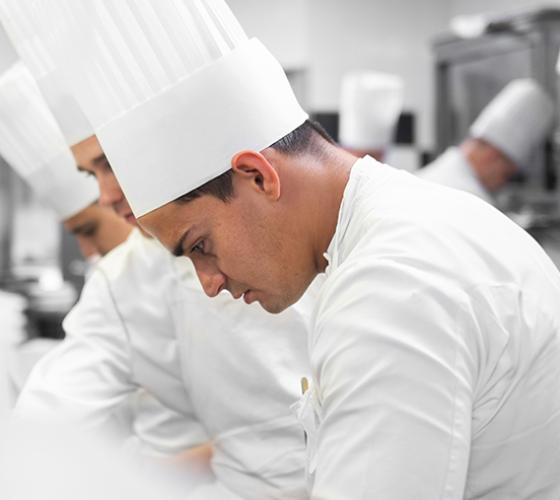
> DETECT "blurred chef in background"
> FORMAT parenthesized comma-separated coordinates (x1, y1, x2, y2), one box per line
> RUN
(339, 71, 555, 204)
(0, 61, 132, 400)
(0, 21, 208, 469)
(0, 2, 315, 497)
(0, 63, 131, 263)
(0, 58, 193, 466)
(419, 79, 555, 203)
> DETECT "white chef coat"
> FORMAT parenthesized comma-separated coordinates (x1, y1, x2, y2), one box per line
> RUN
(17, 228, 313, 499)
(6, 320, 189, 457)
(301, 156, 560, 499)
(417, 146, 493, 204)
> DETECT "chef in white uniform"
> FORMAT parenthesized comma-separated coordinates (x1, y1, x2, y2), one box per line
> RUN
(419, 79, 555, 203)
(0, 60, 195, 460)
(0, 3, 314, 498)
(339, 71, 555, 204)
(45, 1, 560, 498)
(0, 61, 127, 399)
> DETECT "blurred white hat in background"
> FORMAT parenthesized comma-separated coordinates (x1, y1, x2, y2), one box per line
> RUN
(0, 62, 98, 220)
(469, 79, 555, 170)
(339, 71, 404, 151)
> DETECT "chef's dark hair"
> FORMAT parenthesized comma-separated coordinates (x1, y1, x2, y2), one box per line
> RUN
(175, 119, 334, 203)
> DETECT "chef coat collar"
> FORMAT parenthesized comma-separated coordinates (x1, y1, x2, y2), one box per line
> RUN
(324, 155, 395, 273)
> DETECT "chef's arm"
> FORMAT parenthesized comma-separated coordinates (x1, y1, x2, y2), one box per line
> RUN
(15, 268, 136, 430)
(126, 389, 210, 459)
(310, 263, 476, 499)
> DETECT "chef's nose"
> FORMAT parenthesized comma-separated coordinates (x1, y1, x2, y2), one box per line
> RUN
(98, 171, 124, 209)
(195, 261, 226, 298)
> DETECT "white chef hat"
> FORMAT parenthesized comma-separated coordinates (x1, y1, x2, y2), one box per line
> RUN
(0, 62, 98, 220)
(469, 79, 554, 170)
(339, 71, 404, 150)
(0, 3, 93, 146)
(31, 0, 308, 218)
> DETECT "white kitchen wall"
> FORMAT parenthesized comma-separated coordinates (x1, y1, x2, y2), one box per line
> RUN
(227, 0, 309, 69)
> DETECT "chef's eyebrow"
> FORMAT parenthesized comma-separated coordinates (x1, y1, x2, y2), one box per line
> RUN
(69, 221, 97, 236)
(173, 229, 191, 257)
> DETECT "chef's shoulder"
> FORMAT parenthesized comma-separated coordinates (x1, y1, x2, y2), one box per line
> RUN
(313, 203, 485, 347)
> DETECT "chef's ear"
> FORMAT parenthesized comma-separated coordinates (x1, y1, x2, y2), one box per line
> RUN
(231, 150, 281, 200)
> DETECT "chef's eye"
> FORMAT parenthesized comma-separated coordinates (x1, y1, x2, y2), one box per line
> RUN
(81, 224, 98, 237)
(190, 240, 206, 255)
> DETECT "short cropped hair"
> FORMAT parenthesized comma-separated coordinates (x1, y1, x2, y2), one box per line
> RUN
(176, 119, 334, 203)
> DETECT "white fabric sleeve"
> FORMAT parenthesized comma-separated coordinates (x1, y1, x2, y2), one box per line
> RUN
(124, 389, 209, 458)
(15, 268, 136, 430)
(309, 259, 477, 499)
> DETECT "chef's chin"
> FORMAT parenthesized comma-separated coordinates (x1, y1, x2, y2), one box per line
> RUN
(257, 294, 292, 315)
